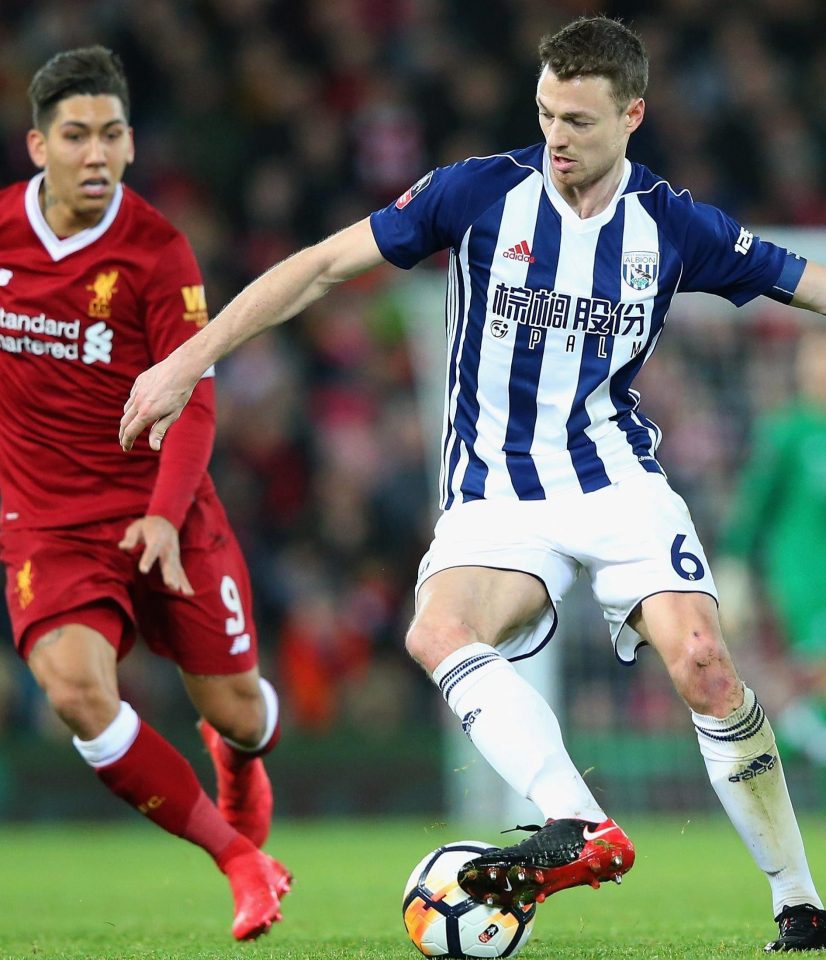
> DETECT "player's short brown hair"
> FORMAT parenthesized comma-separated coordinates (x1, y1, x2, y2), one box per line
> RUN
(28, 45, 130, 131)
(538, 16, 648, 109)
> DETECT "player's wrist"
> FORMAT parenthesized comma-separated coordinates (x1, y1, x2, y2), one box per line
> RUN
(171, 338, 213, 386)
(145, 498, 187, 531)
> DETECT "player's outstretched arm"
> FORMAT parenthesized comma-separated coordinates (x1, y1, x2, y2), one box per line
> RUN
(790, 261, 826, 315)
(120, 217, 386, 451)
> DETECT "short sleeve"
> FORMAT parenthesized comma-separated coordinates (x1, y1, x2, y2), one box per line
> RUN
(370, 150, 542, 271)
(142, 232, 209, 363)
(369, 167, 455, 269)
(677, 201, 805, 306)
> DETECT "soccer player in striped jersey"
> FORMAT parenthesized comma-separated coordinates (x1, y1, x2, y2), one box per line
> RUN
(0, 47, 290, 939)
(120, 16, 826, 951)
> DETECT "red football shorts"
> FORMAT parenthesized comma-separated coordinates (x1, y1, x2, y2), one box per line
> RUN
(0, 488, 258, 675)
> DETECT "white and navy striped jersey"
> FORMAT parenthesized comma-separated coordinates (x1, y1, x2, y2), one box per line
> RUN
(369, 143, 806, 508)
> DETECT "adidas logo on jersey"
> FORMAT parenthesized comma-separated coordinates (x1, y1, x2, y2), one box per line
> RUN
(503, 240, 535, 263)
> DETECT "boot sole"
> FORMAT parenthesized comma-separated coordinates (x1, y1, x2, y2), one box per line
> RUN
(458, 841, 631, 908)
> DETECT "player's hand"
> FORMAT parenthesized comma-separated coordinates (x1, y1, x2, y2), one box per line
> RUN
(120, 354, 197, 452)
(118, 515, 194, 595)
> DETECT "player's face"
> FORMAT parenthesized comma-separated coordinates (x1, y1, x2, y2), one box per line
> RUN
(536, 67, 643, 200)
(26, 94, 134, 235)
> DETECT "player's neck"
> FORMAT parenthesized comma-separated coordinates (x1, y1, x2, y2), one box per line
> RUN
(553, 157, 626, 219)
(39, 183, 105, 238)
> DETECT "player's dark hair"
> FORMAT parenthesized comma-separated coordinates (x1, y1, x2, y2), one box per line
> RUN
(538, 16, 648, 108)
(28, 45, 130, 131)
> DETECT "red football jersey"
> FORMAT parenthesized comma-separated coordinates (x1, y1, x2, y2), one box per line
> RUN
(0, 175, 213, 529)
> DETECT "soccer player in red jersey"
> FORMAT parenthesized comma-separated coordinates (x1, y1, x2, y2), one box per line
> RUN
(0, 46, 290, 940)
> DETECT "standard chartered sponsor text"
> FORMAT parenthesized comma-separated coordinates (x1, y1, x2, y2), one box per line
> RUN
(0, 306, 81, 359)
(0, 306, 80, 337)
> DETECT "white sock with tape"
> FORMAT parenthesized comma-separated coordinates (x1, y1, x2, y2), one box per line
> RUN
(72, 701, 140, 769)
(693, 685, 822, 914)
(433, 643, 605, 822)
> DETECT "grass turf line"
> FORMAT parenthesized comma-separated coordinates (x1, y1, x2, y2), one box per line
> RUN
(0, 816, 823, 959)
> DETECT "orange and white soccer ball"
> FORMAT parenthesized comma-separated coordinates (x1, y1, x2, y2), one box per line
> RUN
(402, 840, 536, 958)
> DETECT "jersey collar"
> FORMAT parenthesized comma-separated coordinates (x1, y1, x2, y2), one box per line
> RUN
(541, 153, 632, 232)
(25, 173, 124, 262)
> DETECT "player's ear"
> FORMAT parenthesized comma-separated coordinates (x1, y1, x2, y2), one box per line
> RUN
(626, 98, 645, 134)
(26, 128, 47, 169)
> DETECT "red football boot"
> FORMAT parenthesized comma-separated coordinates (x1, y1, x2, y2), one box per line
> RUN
(199, 718, 274, 848)
(457, 817, 635, 908)
(224, 848, 292, 941)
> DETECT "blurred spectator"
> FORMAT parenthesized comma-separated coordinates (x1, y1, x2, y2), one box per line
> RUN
(718, 327, 826, 767)
(1, 0, 826, 757)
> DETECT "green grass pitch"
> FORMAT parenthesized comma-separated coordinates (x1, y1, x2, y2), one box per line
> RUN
(0, 816, 824, 959)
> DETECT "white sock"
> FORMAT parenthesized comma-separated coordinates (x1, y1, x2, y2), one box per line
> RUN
(223, 677, 279, 753)
(72, 701, 140, 769)
(693, 685, 822, 915)
(433, 642, 605, 822)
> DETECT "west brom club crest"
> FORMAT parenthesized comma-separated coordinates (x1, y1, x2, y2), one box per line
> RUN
(622, 251, 659, 291)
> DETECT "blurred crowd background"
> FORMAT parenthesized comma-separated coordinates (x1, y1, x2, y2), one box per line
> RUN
(1, 0, 826, 818)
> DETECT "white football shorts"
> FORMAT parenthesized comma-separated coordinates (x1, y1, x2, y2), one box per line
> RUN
(415, 473, 718, 664)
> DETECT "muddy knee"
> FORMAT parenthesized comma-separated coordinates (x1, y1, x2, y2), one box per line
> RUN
(671, 636, 742, 716)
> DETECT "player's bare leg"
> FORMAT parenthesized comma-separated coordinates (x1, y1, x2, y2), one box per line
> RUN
(635, 592, 824, 950)
(28, 625, 288, 940)
(28, 623, 121, 738)
(183, 668, 279, 848)
(408, 566, 634, 907)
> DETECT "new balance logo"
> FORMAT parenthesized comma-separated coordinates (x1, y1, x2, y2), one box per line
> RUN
(229, 633, 251, 655)
(503, 240, 536, 263)
(82, 320, 113, 365)
(728, 752, 776, 782)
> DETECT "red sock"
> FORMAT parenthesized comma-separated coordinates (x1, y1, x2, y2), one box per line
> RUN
(95, 719, 255, 863)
